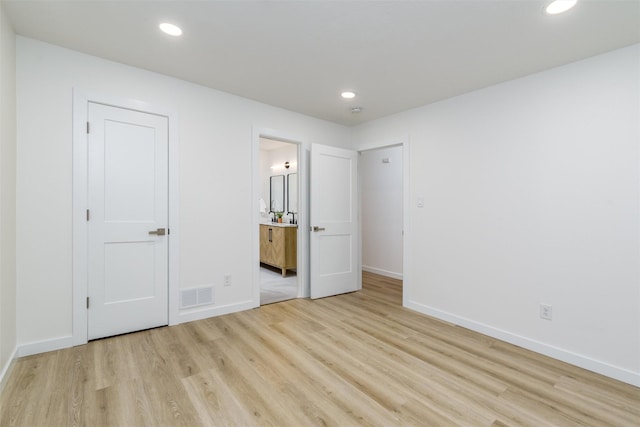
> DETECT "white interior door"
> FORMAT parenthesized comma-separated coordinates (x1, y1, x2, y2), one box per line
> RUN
(87, 102, 169, 340)
(310, 143, 360, 299)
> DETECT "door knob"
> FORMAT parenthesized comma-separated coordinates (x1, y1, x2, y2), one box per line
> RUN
(149, 228, 166, 236)
(312, 226, 326, 232)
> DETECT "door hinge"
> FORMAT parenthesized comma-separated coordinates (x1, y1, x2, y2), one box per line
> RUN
(86, 297, 90, 309)
(86, 121, 90, 134)
(86, 209, 90, 221)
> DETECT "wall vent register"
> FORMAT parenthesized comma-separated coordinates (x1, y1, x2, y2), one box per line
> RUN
(180, 286, 214, 309)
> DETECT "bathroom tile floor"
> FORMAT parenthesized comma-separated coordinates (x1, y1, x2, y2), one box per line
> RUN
(260, 265, 298, 305)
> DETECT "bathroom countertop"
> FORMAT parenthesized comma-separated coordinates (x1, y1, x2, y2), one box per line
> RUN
(261, 222, 298, 228)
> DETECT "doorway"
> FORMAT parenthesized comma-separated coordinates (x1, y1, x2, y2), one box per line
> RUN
(360, 145, 404, 281)
(258, 137, 299, 305)
(358, 140, 407, 305)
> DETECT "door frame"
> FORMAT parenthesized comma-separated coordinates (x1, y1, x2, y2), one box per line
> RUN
(252, 128, 308, 306)
(355, 135, 410, 306)
(72, 89, 180, 345)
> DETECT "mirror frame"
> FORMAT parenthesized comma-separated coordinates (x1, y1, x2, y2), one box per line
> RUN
(269, 175, 285, 213)
(287, 173, 298, 214)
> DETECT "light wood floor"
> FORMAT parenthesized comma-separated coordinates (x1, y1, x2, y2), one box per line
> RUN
(1, 272, 638, 426)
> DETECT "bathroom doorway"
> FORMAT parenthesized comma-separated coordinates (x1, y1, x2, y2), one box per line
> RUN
(258, 137, 299, 304)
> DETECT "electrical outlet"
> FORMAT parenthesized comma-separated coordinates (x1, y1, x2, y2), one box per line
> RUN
(540, 304, 553, 320)
(224, 275, 231, 287)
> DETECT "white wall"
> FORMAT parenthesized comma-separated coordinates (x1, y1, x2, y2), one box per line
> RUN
(351, 44, 640, 386)
(15, 37, 350, 347)
(267, 145, 298, 177)
(361, 146, 403, 279)
(258, 147, 271, 219)
(0, 1, 17, 385)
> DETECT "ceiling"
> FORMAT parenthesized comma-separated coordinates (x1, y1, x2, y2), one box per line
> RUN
(260, 137, 291, 151)
(4, 0, 639, 126)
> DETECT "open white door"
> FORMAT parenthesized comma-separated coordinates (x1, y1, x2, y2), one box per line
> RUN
(310, 143, 360, 299)
(87, 102, 169, 340)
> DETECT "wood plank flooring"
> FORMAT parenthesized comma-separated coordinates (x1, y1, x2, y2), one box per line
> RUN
(1, 272, 638, 426)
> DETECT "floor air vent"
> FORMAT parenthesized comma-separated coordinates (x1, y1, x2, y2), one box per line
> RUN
(180, 286, 214, 309)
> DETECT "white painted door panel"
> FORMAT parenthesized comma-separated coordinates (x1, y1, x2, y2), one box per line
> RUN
(310, 144, 359, 299)
(87, 102, 168, 340)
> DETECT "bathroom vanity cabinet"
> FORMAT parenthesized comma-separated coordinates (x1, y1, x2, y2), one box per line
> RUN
(260, 224, 297, 277)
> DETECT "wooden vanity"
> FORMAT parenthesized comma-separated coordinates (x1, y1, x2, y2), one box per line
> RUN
(259, 223, 297, 276)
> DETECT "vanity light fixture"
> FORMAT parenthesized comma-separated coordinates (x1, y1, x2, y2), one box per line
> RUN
(159, 22, 183, 36)
(341, 91, 356, 99)
(545, 0, 578, 15)
(271, 161, 297, 171)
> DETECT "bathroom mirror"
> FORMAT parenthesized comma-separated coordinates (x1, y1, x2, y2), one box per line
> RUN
(270, 175, 285, 212)
(287, 173, 297, 213)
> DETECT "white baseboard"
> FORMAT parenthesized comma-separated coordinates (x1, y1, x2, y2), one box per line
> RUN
(0, 345, 18, 394)
(178, 299, 257, 324)
(405, 299, 640, 387)
(11, 301, 257, 360)
(17, 335, 74, 358)
(362, 265, 403, 280)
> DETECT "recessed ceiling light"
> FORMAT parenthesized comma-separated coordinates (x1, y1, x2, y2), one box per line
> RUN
(341, 91, 356, 99)
(159, 22, 183, 36)
(545, 0, 578, 15)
